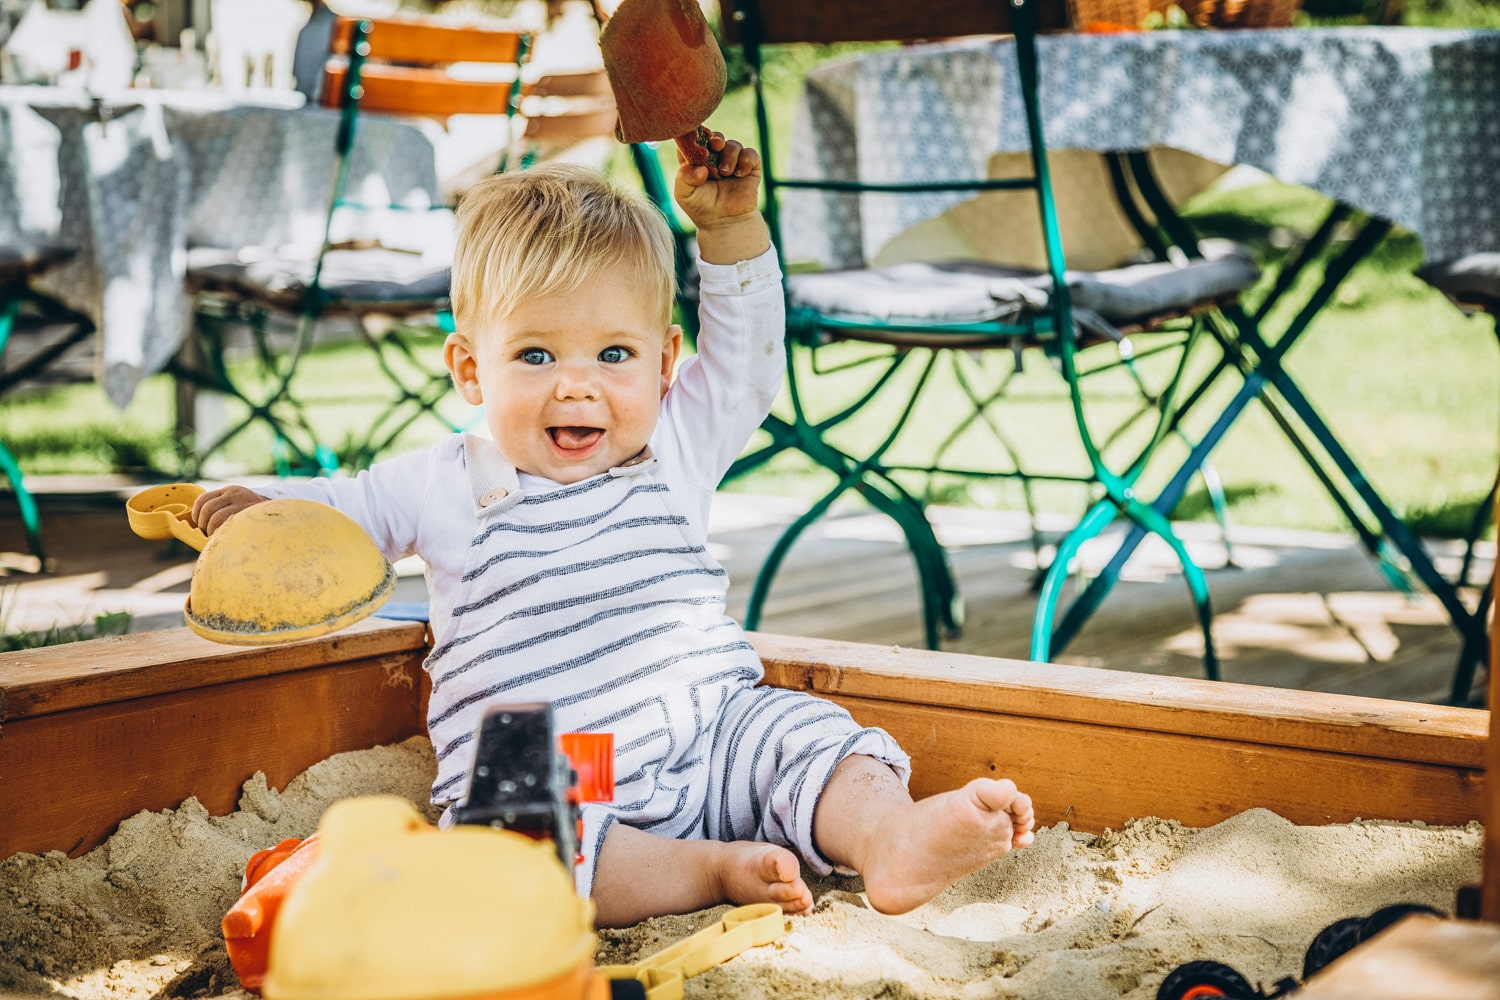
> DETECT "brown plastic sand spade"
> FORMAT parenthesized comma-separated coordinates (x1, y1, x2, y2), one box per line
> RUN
(126, 484, 396, 646)
(600, 0, 727, 167)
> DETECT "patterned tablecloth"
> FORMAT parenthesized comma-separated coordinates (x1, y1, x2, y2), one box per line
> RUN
(786, 27, 1500, 271)
(0, 87, 443, 406)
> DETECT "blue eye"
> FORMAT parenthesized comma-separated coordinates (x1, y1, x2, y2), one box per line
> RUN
(520, 347, 553, 365)
(599, 346, 631, 363)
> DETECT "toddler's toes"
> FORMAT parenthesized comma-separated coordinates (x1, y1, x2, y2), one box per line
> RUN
(971, 777, 1021, 814)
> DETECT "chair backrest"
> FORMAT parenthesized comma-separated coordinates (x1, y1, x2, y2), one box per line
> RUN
(718, 0, 1073, 301)
(320, 17, 531, 120)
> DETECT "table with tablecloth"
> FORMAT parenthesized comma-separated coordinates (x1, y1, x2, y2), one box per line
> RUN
(0, 87, 444, 407)
(785, 27, 1500, 270)
(781, 26, 1500, 697)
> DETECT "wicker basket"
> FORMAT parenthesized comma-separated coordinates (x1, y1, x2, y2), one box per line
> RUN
(1067, 0, 1153, 29)
(1068, 0, 1302, 28)
(1175, 0, 1302, 27)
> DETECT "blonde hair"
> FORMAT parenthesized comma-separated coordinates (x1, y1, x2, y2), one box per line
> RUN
(450, 163, 676, 334)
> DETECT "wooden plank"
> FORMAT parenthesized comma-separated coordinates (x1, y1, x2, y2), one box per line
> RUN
(524, 107, 621, 142)
(0, 617, 429, 721)
(0, 647, 429, 860)
(328, 16, 527, 64)
(749, 633, 1488, 769)
(528, 70, 614, 99)
(823, 694, 1482, 832)
(1295, 916, 1500, 1000)
(718, 0, 1071, 45)
(321, 65, 517, 117)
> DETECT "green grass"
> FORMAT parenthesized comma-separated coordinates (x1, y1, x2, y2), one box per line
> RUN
(0, 597, 132, 651)
(2, 5, 1496, 542)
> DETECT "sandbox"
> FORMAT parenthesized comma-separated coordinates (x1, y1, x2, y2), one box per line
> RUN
(1, 620, 1496, 998)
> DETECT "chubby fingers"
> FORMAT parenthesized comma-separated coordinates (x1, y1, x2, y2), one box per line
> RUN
(191, 486, 261, 536)
(711, 137, 760, 179)
(676, 131, 761, 183)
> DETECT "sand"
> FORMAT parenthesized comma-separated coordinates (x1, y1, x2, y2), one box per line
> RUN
(0, 739, 1482, 1000)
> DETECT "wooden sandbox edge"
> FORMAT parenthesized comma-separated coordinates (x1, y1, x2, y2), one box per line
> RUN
(0, 624, 1487, 879)
(750, 632, 1488, 836)
(0, 619, 431, 860)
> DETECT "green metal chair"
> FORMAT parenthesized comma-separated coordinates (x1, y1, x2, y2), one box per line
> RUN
(0, 244, 93, 566)
(717, 0, 1265, 673)
(172, 16, 532, 477)
(1415, 253, 1498, 702)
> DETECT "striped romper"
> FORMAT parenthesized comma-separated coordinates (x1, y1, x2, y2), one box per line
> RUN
(257, 249, 910, 897)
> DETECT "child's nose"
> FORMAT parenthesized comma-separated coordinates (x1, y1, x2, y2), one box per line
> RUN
(555, 364, 600, 401)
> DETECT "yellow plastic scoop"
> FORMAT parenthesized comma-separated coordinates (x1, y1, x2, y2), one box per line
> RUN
(127, 483, 396, 646)
(598, 904, 786, 1000)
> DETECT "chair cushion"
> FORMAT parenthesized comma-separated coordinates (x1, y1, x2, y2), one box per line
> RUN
(0, 242, 77, 284)
(786, 261, 1047, 326)
(187, 246, 451, 315)
(1415, 254, 1500, 308)
(784, 240, 1259, 339)
(1064, 240, 1260, 324)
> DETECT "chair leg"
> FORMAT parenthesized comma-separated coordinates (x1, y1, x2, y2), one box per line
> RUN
(743, 465, 963, 650)
(1032, 494, 1220, 680)
(0, 408, 38, 575)
(1449, 577, 1491, 707)
(0, 436, 44, 566)
(0, 298, 44, 565)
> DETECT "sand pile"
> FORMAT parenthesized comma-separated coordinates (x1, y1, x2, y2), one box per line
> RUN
(0, 739, 1482, 1000)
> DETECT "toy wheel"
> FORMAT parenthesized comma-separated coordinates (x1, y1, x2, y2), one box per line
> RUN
(1358, 903, 1444, 943)
(1156, 960, 1260, 1000)
(1302, 915, 1364, 979)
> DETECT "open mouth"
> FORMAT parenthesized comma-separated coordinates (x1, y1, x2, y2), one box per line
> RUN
(548, 426, 604, 453)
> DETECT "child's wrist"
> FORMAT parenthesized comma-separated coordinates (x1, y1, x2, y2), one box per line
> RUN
(695, 212, 771, 265)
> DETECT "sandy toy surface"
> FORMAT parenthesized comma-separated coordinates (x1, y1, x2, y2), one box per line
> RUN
(0, 739, 1481, 1000)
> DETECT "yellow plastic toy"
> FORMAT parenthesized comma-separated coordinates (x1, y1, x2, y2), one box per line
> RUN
(126, 483, 396, 645)
(242, 795, 788, 1000)
(261, 796, 599, 1000)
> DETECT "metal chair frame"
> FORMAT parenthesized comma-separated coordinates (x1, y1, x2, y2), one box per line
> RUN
(719, 0, 1248, 673)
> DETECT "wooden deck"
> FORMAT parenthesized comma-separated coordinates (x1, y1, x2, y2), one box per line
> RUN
(0, 481, 1491, 705)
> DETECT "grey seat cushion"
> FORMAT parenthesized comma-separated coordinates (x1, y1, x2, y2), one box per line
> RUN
(187, 246, 451, 315)
(0, 242, 76, 284)
(785, 239, 1259, 338)
(1065, 240, 1259, 324)
(1416, 254, 1500, 308)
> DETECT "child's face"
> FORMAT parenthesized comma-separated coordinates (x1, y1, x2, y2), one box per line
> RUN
(445, 268, 681, 484)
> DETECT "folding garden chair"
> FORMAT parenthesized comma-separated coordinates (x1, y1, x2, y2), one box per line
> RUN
(0, 243, 92, 565)
(174, 16, 532, 476)
(718, 0, 1266, 673)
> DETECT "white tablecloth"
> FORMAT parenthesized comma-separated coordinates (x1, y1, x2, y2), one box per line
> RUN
(787, 27, 1500, 270)
(0, 87, 444, 406)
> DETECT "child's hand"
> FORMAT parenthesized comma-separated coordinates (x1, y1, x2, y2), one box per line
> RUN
(191, 485, 267, 536)
(674, 132, 771, 265)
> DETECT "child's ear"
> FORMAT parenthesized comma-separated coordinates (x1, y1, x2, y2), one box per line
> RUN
(444, 333, 484, 407)
(659, 324, 683, 399)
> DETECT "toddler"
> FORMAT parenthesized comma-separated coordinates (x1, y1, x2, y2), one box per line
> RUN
(191, 135, 1035, 926)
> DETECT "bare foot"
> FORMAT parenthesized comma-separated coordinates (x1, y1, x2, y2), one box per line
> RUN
(713, 841, 814, 915)
(859, 778, 1035, 915)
